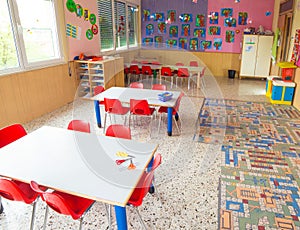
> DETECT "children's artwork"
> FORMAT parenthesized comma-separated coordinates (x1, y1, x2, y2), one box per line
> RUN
(142, 37, 153, 46)
(190, 38, 198, 51)
(76, 4, 83, 18)
(117, 16, 125, 36)
(213, 38, 222, 50)
(194, 28, 206, 38)
(166, 39, 177, 48)
(66, 23, 81, 40)
(195, 14, 205, 27)
(238, 12, 248, 25)
(153, 13, 165, 22)
(200, 40, 212, 50)
(225, 30, 235, 43)
(208, 26, 221, 35)
(66, 0, 76, 12)
(209, 12, 219, 24)
(154, 36, 163, 48)
(167, 10, 176, 23)
(179, 38, 188, 49)
(181, 24, 190, 36)
(146, 24, 154, 35)
(143, 9, 151, 21)
(158, 22, 166, 34)
(221, 8, 233, 17)
(291, 29, 300, 66)
(180, 14, 193, 22)
(169, 26, 178, 38)
(224, 18, 236, 27)
(83, 9, 90, 21)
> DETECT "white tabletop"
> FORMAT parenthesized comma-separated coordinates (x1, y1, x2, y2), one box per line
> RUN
(91, 87, 180, 107)
(0, 126, 158, 207)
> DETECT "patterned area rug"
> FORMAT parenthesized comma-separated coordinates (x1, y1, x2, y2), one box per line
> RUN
(196, 98, 300, 230)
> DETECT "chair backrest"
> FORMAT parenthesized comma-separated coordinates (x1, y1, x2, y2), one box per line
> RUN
(105, 124, 131, 139)
(152, 153, 162, 171)
(189, 61, 198, 67)
(160, 67, 172, 76)
(141, 66, 153, 75)
(129, 82, 144, 89)
(175, 62, 184, 66)
(200, 66, 206, 77)
(177, 68, 189, 78)
(93, 85, 105, 96)
(129, 65, 140, 74)
(0, 124, 27, 148)
(130, 99, 152, 115)
(173, 92, 184, 114)
(67, 120, 91, 133)
(104, 98, 125, 114)
(152, 84, 167, 91)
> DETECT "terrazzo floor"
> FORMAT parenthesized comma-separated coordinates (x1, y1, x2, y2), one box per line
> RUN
(0, 76, 271, 229)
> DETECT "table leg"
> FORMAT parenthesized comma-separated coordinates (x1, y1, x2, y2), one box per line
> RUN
(197, 71, 201, 89)
(167, 107, 173, 136)
(115, 206, 128, 230)
(94, 100, 102, 128)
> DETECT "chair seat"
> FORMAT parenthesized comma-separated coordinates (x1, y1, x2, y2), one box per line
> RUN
(133, 107, 155, 116)
(157, 106, 177, 115)
(127, 173, 147, 207)
(112, 106, 130, 115)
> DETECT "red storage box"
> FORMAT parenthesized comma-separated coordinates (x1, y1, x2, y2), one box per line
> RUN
(281, 68, 294, 82)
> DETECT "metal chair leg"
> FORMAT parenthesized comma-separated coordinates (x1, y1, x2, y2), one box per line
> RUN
(134, 207, 147, 230)
(79, 216, 83, 230)
(103, 113, 107, 133)
(105, 204, 112, 230)
(43, 205, 49, 230)
(0, 197, 3, 214)
(30, 201, 37, 230)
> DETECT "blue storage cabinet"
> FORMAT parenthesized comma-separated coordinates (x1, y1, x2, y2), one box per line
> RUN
(270, 80, 296, 105)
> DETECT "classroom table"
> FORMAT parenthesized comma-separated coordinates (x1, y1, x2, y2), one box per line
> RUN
(0, 126, 158, 230)
(91, 87, 181, 136)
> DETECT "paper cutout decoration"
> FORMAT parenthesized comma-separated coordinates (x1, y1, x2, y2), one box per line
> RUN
(265, 11, 271, 16)
(221, 8, 233, 17)
(66, 0, 76, 12)
(91, 24, 98, 35)
(179, 38, 188, 49)
(167, 10, 176, 23)
(86, 29, 93, 40)
(190, 38, 198, 51)
(181, 24, 190, 36)
(196, 14, 205, 27)
(143, 9, 151, 21)
(224, 18, 236, 27)
(209, 26, 221, 35)
(194, 28, 206, 38)
(209, 12, 219, 24)
(117, 16, 125, 36)
(76, 4, 83, 17)
(89, 13, 96, 25)
(200, 40, 212, 50)
(158, 22, 166, 34)
(154, 36, 163, 48)
(146, 24, 154, 35)
(225, 31, 235, 43)
(142, 37, 153, 46)
(84, 9, 90, 21)
(180, 14, 193, 22)
(166, 39, 177, 48)
(170, 26, 178, 38)
(153, 13, 165, 22)
(213, 38, 222, 50)
(291, 29, 300, 66)
(238, 12, 248, 25)
(66, 23, 81, 40)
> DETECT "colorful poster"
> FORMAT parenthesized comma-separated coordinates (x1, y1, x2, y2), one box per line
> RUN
(158, 22, 166, 34)
(169, 26, 178, 38)
(180, 13, 193, 22)
(213, 38, 222, 50)
(142, 37, 153, 46)
(153, 13, 165, 22)
(154, 36, 163, 48)
(146, 24, 154, 35)
(225, 31, 235, 43)
(224, 18, 236, 27)
(208, 26, 221, 35)
(179, 38, 188, 49)
(209, 12, 219, 24)
(166, 39, 177, 48)
(238, 12, 248, 25)
(190, 38, 198, 51)
(200, 40, 212, 50)
(181, 24, 190, 36)
(194, 28, 206, 38)
(167, 10, 176, 23)
(221, 8, 233, 17)
(143, 9, 151, 21)
(291, 29, 300, 66)
(195, 14, 205, 27)
(66, 23, 81, 40)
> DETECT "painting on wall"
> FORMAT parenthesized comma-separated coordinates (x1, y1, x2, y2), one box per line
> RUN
(195, 14, 205, 27)
(167, 10, 176, 23)
(213, 38, 222, 50)
(225, 30, 235, 43)
(194, 28, 206, 38)
(209, 12, 219, 24)
(221, 8, 233, 17)
(158, 22, 166, 34)
(180, 13, 193, 22)
(170, 26, 178, 38)
(142, 37, 153, 46)
(143, 9, 151, 21)
(181, 24, 190, 36)
(208, 26, 221, 35)
(153, 13, 165, 22)
(146, 24, 154, 35)
(200, 40, 212, 50)
(190, 38, 198, 50)
(224, 18, 236, 27)
(154, 36, 163, 48)
(166, 39, 177, 48)
(179, 38, 188, 49)
(238, 12, 248, 25)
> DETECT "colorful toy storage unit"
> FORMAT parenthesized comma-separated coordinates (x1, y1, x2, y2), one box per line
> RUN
(266, 75, 281, 97)
(277, 62, 297, 82)
(270, 80, 296, 105)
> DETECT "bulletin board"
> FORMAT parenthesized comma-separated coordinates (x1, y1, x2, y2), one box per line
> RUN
(141, 0, 274, 53)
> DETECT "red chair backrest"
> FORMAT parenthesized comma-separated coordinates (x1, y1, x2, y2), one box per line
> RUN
(152, 84, 167, 91)
(129, 82, 144, 89)
(175, 63, 184, 66)
(129, 65, 140, 74)
(67, 120, 91, 133)
(190, 61, 198, 67)
(200, 67, 206, 77)
(173, 92, 184, 114)
(105, 124, 131, 140)
(104, 98, 124, 114)
(0, 124, 27, 148)
(177, 68, 189, 78)
(130, 99, 152, 115)
(152, 153, 162, 171)
(161, 67, 172, 76)
(94, 85, 105, 96)
(141, 66, 153, 75)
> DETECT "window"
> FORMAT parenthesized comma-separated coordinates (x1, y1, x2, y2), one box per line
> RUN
(97, 0, 138, 52)
(0, 0, 62, 74)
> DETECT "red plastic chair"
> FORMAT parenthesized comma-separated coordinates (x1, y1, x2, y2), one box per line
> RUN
(160, 67, 174, 88)
(175, 62, 184, 66)
(128, 65, 141, 85)
(0, 123, 27, 148)
(176, 68, 190, 89)
(105, 124, 131, 140)
(30, 181, 94, 230)
(129, 82, 144, 89)
(129, 99, 156, 128)
(103, 98, 130, 133)
(67, 120, 91, 133)
(141, 65, 153, 82)
(189, 61, 198, 67)
(151, 84, 167, 91)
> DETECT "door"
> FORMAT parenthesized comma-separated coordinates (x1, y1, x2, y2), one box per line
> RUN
(255, 36, 273, 77)
(240, 35, 258, 76)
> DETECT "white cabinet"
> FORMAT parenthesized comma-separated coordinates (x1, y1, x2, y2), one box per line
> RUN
(240, 35, 273, 79)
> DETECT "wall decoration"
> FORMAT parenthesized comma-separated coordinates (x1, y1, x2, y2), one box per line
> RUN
(238, 12, 248, 25)
(200, 40, 212, 50)
(83, 8, 90, 21)
(117, 16, 125, 36)
(265, 11, 271, 16)
(180, 13, 193, 22)
(153, 13, 165, 22)
(179, 38, 188, 49)
(146, 24, 154, 35)
(169, 26, 178, 38)
(75, 4, 83, 17)
(195, 14, 205, 27)
(190, 38, 198, 50)
(142, 37, 153, 46)
(91, 24, 98, 35)
(167, 10, 176, 23)
(182, 24, 190, 36)
(291, 29, 300, 66)
(66, 23, 81, 39)
(154, 36, 163, 48)
(66, 0, 76, 12)
(86, 28, 93, 40)
(221, 8, 233, 17)
(158, 22, 166, 34)
(143, 9, 151, 21)
(224, 18, 236, 27)
(166, 39, 177, 48)
(213, 38, 222, 50)
(225, 30, 235, 43)
(208, 26, 221, 35)
(209, 12, 219, 24)
(89, 13, 96, 25)
(194, 28, 206, 38)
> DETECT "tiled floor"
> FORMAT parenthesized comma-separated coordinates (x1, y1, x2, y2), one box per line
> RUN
(0, 76, 271, 229)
